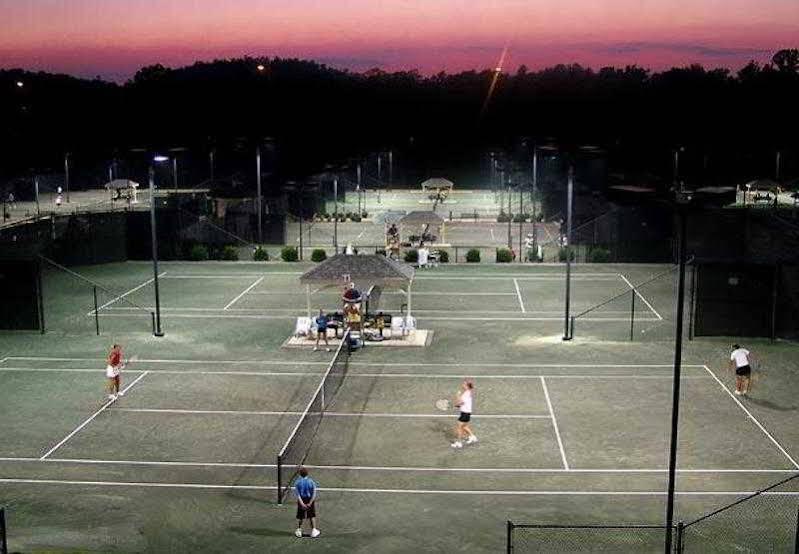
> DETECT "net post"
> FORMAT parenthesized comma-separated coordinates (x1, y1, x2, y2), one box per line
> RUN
(630, 288, 636, 341)
(37, 258, 46, 334)
(675, 521, 684, 553)
(688, 263, 696, 340)
(151, 312, 157, 336)
(506, 520, 513, 554)
(794, 506, 799, 554)
(0, 507, 7, 554)
(93, 286, 100, 336)
(277, 456, 283, 505)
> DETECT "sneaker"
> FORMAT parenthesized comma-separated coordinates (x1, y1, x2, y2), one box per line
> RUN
(108, 394, 116, 401)
(295, 528, 303, 538)
(466, 435, 478, 444)
(734, 390, 743, 396)
(311, 528, 320, 538)
(313, 347, 319, 352)
(451, 441, 463, 449)
(116, 390, 124, 397)
(326, 348, 331, 352)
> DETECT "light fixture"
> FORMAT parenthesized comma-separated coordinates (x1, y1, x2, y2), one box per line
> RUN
(153, 155, 169, 163)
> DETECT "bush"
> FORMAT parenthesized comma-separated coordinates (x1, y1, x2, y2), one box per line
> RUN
(558, 247, 576, 262)
(512, 213, 528, 223)
(281, 246, 299, 262)
(350, 215, 362, 222)
(496, 248, 513, 263)
(252, 246, 269, 261)
(465, 249, 481, 263)
(361, 211, 368, 219)
(438, 250, 449, 263)
(588, 247, 611, 263)
(188, 244, 209, 261)
(221, 245, 239, 261)
(311, 249, 327, 262)
(404, 249, 419, 263)
(497, 211, 511, 223)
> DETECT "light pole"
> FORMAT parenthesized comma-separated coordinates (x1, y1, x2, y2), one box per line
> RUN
(298, 182, 304, 261)
(64, 153, 71, 203)
(209, 149, 215, 182)
(532, 146, 538, 251)
(506, 179, 512, 249)
(776, 150, 782, 182)
(664, 194, 690, 553)
(673, 147, 685, 187)
(149, 155, 169, 337)
(34, 175, 40, 216)
(256, 145, 263, 244)
(563, 166, 574, 341)
(333, 176, 339, 254)
(357, 162, 362, 215)
(388, 150, 393, 187)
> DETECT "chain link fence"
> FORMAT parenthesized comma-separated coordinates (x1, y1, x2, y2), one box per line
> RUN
(507, 522, 672, 553)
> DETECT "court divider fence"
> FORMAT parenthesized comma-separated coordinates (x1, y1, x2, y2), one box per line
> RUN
(508, 473, 799, 553)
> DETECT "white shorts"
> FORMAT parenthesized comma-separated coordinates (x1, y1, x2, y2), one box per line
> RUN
(106, 365, 120, 378)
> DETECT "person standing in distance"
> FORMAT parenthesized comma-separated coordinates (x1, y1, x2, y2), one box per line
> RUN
(313, 309, 331, 352)
(729, 343, 755, 396)
(451, 379, 477, 449)
(294, 467, 320, 538)
(106, 344, 124, 401)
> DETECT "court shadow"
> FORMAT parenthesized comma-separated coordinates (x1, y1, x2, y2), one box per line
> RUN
(227, 525, 287, 538)
(744, 397, 798, 412)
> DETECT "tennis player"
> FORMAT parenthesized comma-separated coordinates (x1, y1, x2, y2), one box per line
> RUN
(313, 309, 331, 352)
(294, 467, 320, 538)
(451, 379, 477, 449)
(729, 344, 755, 396)
(106, 344, 124, 400)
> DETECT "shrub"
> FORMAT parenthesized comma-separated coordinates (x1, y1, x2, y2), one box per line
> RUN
(496, 248, 513, 263)
(438, 250, 449, 263)
(497, 211, 511, 223)
(350, 214, 362, 222)
(404, 249, 419, 263)
(588, 247, 611, 263)
(512, 213, 528, 223)
(361, 211, 368, 219)
(311, 249, 327, 262)
(558, 247, 576, 262)
(465, 249, 481, 263)
(188, 244, 209, 261)
(221, 245, 239, 261)
(281, 246, 299, 262)
(252, 246, 269, 261)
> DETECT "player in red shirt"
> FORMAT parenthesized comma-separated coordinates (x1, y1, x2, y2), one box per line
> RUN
(106, 344, 124, 401)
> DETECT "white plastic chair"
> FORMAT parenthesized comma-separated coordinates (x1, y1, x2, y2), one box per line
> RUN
(295, 317, 312, 337)
(390, 316, 405, 338)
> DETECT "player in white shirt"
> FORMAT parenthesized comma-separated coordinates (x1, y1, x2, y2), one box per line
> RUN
(728, 344, 755, 396)
(451, 379, 477, 449)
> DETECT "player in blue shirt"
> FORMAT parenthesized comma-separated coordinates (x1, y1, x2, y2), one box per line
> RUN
(294, 467, 320, 538)
(314, 309, 331, 352)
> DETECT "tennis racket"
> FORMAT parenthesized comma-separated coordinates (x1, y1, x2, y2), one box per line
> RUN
(435, 399, 451, 411)
(121, 354, 139, 370)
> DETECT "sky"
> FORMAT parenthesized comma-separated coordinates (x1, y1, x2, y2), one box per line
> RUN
(1, 0, 797, 81)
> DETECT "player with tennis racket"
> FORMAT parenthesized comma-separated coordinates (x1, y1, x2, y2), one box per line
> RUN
(105, 344, 137, 401)
(728, 343, 757, 396)
(437, 379, 478, 449)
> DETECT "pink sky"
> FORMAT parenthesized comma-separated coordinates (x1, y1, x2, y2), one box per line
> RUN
(1, 0, 797, 81)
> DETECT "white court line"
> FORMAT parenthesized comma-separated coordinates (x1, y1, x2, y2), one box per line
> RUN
(245, 291, 519, 296)
(1, 457, 796, 474)
(2, 478, 798, 496)
(541, 376, 569, 470)
(513, 278, 526, 313)
(703, 365, 799, 470)
(113, 408, 552, 419)
(223, 276, 264, 310)
(87, 272, 167, 315)
(0, 357, 7, 364)
(5, 357, 706, 368)
(413, 276, 620, 281)
(618, 273, 663, 321)
(490, 228, 495, 241)
(39, 371, 150, 460)
(0, 367, 711, 380)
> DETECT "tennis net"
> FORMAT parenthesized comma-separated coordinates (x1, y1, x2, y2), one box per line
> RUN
(276, 328, 352, 503)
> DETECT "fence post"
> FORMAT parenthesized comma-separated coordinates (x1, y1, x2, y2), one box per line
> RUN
(1, 507, 7, 554)
(276, 457, 283, 505)
(151, 312, 157, 336)
(506, 520, 513, 554)
(93, 286, 100, 336)
(675, 521, 684, 553)
(455, 247, 459, 263)
(630, 288, 636, 341)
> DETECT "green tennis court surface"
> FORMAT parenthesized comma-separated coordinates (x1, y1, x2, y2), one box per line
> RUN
(1, 262, 798, 552)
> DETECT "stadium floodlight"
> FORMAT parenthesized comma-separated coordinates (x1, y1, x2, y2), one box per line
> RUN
(153, 155, 169, 163)
(15, 81, 23, 88)
(257, 64, 266, 72)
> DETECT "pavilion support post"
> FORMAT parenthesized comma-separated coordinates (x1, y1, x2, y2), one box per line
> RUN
(406, 280, 413, 334)
(306, 284, 312, 319)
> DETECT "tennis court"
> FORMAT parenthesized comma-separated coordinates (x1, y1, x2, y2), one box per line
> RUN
(2, 261, 799, 552)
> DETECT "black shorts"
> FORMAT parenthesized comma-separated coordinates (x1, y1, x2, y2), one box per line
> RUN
(296, 500, 316, 520)
(735, 365, 752, 377)
(458, 412, 471, 423)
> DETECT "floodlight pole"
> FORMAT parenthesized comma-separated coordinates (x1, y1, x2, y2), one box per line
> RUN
(64, 153, 71, 203)
(209, 149, 215, 182)
(149, 166, 164, 337)
(563, 166, 574, 340)
(256, 145, 263, 244)
(172, 157, 178, 190)
(507, 182, 512, 249)
(776, 151, 781, 182)
(388, 150, 393, 187)
(333, 177, 339, 253)
(298, 183, 304, 261)
(34, 176, 40, 216)
(518, 187, 524, 260)
(357, 163, 362, 215)
(664, 204, 688, 554)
